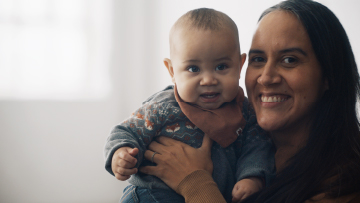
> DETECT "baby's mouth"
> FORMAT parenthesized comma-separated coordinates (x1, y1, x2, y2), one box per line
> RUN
(200, 92, 220, 98)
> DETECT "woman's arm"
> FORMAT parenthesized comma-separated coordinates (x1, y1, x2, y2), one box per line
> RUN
(139, 135, 226, 203)
(176, 170, 226, 203)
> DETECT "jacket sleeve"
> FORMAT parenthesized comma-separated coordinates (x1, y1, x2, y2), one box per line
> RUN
(176, 170, 226, 203)
(235, 99, 276, 186)
(104, 101, 167, 176)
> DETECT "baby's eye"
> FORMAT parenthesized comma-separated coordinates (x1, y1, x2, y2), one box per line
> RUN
(187, 66, 200, 72)
(215, 64, 227, 71)
(283, 57, 297, 63)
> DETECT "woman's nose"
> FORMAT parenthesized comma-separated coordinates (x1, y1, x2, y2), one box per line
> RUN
(257, 63, 281, 86)
(200, 73, 218, 86)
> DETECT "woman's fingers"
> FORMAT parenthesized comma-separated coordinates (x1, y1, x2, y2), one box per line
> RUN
(197, 134, 214, 174)
(139, 165, 159, 177)
(144, 149, 161, 164)
(140, 135, 215, 191)
(199, 134, 213, 153)
(147, 141, 164, 154)
(156, 136, 186, 147)
(139, 159, 186, 190)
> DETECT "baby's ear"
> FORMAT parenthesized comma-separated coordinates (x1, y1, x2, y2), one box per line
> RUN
(164, 58, 176, 83)
(240, 53, 247, 68)
(239, 53, 247, 77)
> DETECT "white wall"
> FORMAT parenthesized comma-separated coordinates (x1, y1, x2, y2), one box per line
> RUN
(0, 0, 359, 202)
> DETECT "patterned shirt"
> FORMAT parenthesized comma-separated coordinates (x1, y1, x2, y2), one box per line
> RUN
(104, 85, 275, 202)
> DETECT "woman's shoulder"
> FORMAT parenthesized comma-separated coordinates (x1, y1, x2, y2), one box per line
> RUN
(305, 191, 360, 203)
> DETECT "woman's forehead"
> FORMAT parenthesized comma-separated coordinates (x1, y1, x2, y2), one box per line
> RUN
(251, 11, 310, 50)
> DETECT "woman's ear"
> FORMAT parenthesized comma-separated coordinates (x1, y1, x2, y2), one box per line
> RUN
(164, 58, 176, 83)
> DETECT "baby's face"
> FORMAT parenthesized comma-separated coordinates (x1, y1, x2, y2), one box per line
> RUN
(167, 28, 244, 110)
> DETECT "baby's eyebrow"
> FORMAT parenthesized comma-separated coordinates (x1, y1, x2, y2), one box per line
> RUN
(183, 59, 200, 63)
(214, 56, 232, 62)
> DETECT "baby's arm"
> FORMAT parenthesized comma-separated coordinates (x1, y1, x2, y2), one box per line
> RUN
(233, 99, 276, 201)
(104, 94, 172, 178)
(231, 177, 264, 202)
(112, 147, 139, 181)
(104, 103, 157, 177)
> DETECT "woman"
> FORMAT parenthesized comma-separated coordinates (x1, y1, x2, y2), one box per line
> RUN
(140, 0, 360, 202)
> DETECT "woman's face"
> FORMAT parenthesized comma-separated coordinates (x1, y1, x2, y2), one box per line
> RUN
(245, 11, 328, 134)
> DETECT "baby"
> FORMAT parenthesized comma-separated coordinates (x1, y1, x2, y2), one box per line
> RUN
(104, 8, 274, 203)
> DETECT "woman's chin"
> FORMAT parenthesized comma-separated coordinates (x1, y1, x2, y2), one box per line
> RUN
(257, 118, 285, 133)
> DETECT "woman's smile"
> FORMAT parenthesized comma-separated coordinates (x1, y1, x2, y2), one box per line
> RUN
(259, 94, 291, 108)
(260, 94, 290, 103)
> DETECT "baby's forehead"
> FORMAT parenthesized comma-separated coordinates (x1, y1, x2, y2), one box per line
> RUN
(169, 24, 239, 49)
(169, 27, 240, 61)
(170, 22, 238, 42)
(170, 26, 238, 43)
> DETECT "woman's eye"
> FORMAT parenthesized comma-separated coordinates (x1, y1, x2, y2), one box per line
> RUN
(187, 66, 200, 72)
(251, 57, 265, 63)
(283, 57, 297, 63)
(215, 64, 227, 71)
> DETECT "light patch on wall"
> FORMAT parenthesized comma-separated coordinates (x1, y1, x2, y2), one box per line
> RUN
(0, 0, 112, 101)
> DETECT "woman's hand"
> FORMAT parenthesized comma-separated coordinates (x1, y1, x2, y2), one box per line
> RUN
(139, 134, 213, 190)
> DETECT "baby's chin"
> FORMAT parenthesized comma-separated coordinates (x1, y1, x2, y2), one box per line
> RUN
(193, 102, 223, 110)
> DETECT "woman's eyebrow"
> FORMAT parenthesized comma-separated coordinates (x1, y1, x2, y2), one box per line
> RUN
(249, 49, 264, 55)
(279, 48, 307, 56)
(249, 48, 307, 56)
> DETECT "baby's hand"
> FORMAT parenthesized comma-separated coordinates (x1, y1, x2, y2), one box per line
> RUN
(111, 147, 139, 181)
(231, 177, 264, 202)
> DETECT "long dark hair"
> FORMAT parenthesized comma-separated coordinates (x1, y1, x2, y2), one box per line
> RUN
(248, 0, 360, 202)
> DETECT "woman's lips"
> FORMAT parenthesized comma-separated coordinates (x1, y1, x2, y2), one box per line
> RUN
(200, 92, 220, 102)
(260, 94, 290, 103)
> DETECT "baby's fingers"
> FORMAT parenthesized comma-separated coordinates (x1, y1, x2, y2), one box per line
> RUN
(232, 186, 245, 203)
(115, 166, 138, 176)
(240, 193, 251, 202)
(115, 173, 130, 181)
(117, 158, 137, 169)
(116, 147, 138, 165)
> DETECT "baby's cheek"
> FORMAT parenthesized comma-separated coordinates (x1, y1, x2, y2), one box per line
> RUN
(177, 87, 195, 102)
(224, 83, 240, 101)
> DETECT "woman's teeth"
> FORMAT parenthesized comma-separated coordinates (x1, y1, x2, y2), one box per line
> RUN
(261, 96, 287, 102)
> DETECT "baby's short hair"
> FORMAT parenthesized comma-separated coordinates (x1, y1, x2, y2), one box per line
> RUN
(178, 8, 237, 31)
(169, 8, 239, 56)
